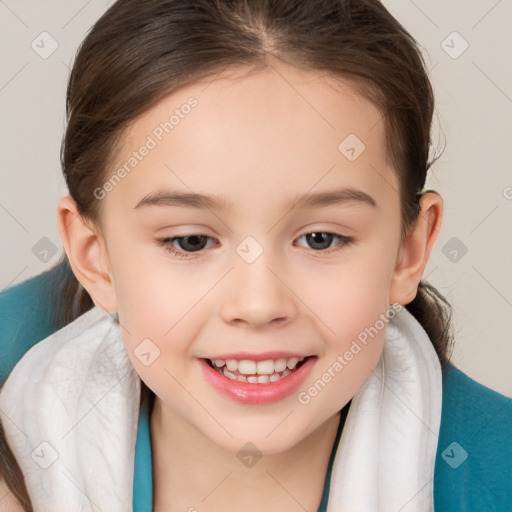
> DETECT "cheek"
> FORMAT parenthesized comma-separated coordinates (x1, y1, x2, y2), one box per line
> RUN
(297, 255, 392, 390)
(108, 238, 198, 331)
(116, 284, 199, 404)
(108, 255, 200, 380)
(299, 296, 389, 415)
(302, 253, 394, 331)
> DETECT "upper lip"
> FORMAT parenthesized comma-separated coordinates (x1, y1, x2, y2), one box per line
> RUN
(203, 352, 313, 361)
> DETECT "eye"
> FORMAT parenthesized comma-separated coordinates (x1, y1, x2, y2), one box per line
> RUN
(156, 235, 216, 260)
(156, 231, 354, 260)
(295, 232, 353, 252)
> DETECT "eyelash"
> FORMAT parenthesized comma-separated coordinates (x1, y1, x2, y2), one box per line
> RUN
(155, 231, 354, 260)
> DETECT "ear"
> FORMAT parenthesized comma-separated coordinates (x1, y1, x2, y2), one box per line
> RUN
(57, 194, 118, 312)
(389, 191, 443, 305)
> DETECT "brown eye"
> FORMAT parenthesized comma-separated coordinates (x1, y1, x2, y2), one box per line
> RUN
(296, 232, 353, 252)
(156, 234, 216, 259)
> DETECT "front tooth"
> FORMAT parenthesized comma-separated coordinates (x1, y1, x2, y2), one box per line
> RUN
(257, 375, 269, 383)
(256, 360, 275, 375)
(226, 359, 238, 371)
(287, 357, 299, 370)
(238, 360, 257, 375)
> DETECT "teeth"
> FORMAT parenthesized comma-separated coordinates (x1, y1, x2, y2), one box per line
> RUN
(226, 359, 238, 371)
(287, 358, 299, 369)
(210, 356, 308, 384)
(274, 358, 287, 372)
(238, 360, 257, 375)
(256, 360, 275, 375)
(215, 357, 305, 375)
(224, 370, 237, 380)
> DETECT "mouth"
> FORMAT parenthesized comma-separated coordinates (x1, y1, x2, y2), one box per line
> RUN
(200, 354, 317, 404)
(204, 356, 311, 384)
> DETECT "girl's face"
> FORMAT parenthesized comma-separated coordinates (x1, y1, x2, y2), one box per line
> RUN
(98, 62, 405, 454)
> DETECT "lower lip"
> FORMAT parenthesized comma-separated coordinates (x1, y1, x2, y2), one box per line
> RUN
(199, 357, 316, 405)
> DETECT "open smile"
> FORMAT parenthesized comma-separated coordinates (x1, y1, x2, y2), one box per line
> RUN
(199, 355, 317, 404)
(206, 356, 309, 383)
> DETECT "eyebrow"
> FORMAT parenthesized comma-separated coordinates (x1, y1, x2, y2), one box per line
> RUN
(133, 186, 378, 212)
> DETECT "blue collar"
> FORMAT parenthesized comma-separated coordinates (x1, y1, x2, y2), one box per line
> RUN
(132, 391, 153, 511)
(132, 392, 348, 511)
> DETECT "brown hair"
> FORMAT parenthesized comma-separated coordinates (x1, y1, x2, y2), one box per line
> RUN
(0, 0, 453, 507)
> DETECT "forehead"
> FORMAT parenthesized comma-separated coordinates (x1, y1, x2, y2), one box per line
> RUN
(106, 62, 399, 214)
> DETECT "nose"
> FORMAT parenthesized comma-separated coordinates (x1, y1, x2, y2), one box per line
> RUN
(219, 249, 298, 329)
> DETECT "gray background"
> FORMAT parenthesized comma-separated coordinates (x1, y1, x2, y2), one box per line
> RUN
(1, 1, 511, 396)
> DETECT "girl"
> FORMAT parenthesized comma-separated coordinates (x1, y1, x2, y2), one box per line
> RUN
(1, 0, 511, 511)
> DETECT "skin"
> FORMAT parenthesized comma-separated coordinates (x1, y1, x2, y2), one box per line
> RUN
(57, 60, 443, 511)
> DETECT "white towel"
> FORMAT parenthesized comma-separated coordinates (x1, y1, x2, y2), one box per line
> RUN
(0, 307, 139, 512)
(0, 304, 442, 511)
(327, 305, 442, 512)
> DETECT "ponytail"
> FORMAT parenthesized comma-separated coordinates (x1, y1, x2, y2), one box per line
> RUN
(406, 280, 454, 368)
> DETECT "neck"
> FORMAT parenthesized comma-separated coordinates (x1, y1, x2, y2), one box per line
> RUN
(150, 397, 341, 512)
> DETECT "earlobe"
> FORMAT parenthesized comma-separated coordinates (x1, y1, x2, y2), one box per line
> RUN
(389, 191, 443, 305)
(56, 194, 118, 312)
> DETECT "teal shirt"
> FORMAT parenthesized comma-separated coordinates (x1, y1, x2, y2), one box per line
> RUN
(132, 392, 153, 511)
